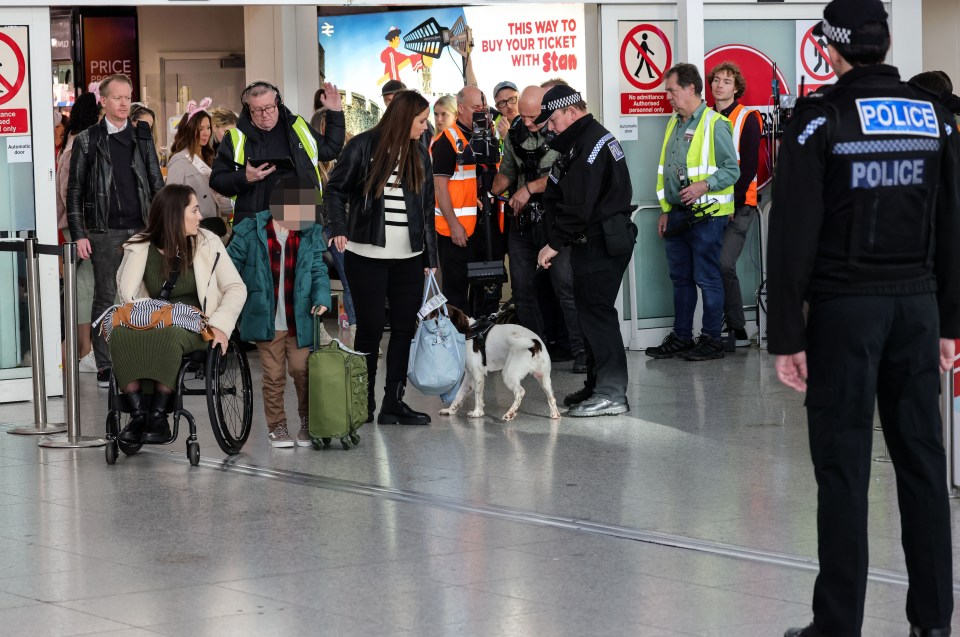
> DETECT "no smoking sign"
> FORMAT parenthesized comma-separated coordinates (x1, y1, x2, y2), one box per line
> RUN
(618, 21, 674, 116)
(0, 26, 30, 136)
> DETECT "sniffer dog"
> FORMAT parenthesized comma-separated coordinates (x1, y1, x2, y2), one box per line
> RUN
(438, 306, 560, 421)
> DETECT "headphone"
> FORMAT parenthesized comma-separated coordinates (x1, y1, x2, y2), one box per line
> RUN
(240, 80, 283, 113)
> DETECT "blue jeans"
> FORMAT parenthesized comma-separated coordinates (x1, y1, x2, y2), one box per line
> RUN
(322, 232, 356, 325)
(664, 214, 725, 340)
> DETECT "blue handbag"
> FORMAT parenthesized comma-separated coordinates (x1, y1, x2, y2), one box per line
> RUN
(407, 271, 466, 396)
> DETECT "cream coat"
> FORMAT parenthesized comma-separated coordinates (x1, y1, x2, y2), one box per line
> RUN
(116, 228, 247, 335)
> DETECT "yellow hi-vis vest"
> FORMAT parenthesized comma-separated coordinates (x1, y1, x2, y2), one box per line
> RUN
(227, 116, 322, 201)
(432, 126, 478, 237)
(728, 103, 762, 207)
(656, 108, 735, 216)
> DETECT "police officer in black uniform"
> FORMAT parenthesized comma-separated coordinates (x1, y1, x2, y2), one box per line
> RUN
(768, 1, 960, 635)
(536, 86, 637, 417)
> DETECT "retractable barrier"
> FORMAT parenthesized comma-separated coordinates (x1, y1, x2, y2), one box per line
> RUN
(2, 237, 67, 435)
(39, 242, 105, 449)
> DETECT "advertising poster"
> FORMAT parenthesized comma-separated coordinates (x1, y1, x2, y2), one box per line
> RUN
(319, 6, 586, 131)
(82, 16, 139, 100)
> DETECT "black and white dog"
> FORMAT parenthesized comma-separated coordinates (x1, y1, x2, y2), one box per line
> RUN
(438, 306, 560, 421)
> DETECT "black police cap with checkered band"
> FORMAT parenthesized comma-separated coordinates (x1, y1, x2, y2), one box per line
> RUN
(812, 0, 889, 46)
(535, 85, 584, 126)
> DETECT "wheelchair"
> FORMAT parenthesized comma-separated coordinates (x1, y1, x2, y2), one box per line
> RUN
(104, 337, 254, 466)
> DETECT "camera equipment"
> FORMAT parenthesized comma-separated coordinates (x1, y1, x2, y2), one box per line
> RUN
(467, 109, 507, 299)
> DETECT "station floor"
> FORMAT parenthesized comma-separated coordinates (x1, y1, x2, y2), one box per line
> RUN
(1, 336, 959, 637)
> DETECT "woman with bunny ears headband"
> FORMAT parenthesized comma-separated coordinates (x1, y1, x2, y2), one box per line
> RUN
(166, 98, 232, 225)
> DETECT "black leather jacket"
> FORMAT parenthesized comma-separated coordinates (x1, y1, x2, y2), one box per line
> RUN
(66, 119, 164, 240)
(324, 130, 439, 268)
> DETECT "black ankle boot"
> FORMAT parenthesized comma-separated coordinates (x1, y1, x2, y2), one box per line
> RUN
(378, 382, 430, 425)
(118, 391, 147, 443)
(142, 391, 173, 443)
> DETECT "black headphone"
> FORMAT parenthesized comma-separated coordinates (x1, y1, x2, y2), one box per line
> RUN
(240, 80, 283, 113)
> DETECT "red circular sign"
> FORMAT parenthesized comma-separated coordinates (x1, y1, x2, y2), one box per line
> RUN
(0, 32, 26, 107)
(800, 26, 835, 83)
(620, 24, 672, 91)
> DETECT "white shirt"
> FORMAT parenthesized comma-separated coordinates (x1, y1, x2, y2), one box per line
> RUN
(105, 118, 129, 135)
(346, 164, 421, 260)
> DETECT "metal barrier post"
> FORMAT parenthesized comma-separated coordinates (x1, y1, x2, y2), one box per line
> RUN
(6, 238, 67, 435)
(39, 243, 105, 449)
(941, 365, 958, 497)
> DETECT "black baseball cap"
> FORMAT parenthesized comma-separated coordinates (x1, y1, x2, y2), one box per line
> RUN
(382, 80, 407, 98)
(812, 0, 889, 45)
(534, 85, 583, 126)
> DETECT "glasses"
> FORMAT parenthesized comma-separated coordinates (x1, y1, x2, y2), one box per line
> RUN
(250, 105, 278, 117)
(495, 95, 518, 109)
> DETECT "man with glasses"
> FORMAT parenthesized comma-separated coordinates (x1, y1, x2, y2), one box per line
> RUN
(535, 85, 636, 417)
(491, 85, 587, 374)
(67, 73, 164, 388)
(211, 80, 345, 225)
(492, 81, 520, 141)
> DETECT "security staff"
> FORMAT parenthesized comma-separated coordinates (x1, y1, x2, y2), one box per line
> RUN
(707, 61, 762, 351)
(647, 63, 740, 362)
(536, 85, 636, 417)
(491, 85, 587, 374)
(768, 1, 960, 635)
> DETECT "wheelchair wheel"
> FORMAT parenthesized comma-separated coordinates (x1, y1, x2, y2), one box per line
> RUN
(105, 440, 118, 465)
(206, 339, 253, 455)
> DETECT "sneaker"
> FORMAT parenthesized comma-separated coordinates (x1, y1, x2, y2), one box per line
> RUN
(96, 368, 111, 388)
(78, 352, 98, 373)
(268, 421, 295, 448)
(682, 335, 725, 361)
(295, 417, 312, 447)
(732, 327, 751, 348)
(571, 350, 588, 374)
(645, 332, 695, 359)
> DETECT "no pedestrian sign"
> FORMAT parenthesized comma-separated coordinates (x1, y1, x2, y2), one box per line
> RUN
(796, 20, 836, 96)
(0, 26, 30, 137)
(619, 21, 674, 116)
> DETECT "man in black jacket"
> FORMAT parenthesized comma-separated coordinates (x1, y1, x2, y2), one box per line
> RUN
(210, 81, 345, 226)
(769, 1, 960, 635)
(67, 73, 164, 386)
(535, 85, 637, 417)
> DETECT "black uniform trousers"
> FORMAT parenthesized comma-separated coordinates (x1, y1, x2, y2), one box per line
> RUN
(570, 231, 631, 402)
(805, 293, 953, 636)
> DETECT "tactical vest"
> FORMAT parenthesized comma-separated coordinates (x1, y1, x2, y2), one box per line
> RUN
(432, 126, 478, 237)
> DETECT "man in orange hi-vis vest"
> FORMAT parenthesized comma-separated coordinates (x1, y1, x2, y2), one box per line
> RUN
(430, 85, 500, 314)
(708, 61, 762, 352)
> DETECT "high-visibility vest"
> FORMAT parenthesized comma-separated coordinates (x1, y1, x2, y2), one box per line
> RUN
(727, 103, 763, 207)
(227, 116, 322, 200)
(432, 126, 478, 237)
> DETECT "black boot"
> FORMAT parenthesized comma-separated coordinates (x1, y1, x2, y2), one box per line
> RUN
(142, 391, 173, 443)
(378, 381, 430, 425)
(118, 391, 147, 443)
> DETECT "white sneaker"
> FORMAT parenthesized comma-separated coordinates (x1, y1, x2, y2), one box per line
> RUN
(295, 417, 312, 447)
(268, 421, 295, 448)
(78, 352, 97, 373)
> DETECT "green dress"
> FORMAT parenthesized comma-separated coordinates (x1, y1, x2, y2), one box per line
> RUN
(109, 245, 207, 389)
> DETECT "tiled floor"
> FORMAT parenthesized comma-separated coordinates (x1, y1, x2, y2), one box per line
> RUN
(0, 341, 958, 636)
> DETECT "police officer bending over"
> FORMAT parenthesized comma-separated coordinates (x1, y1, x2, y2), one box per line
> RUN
(491, 85, 588, 374)
(768, 0, 960, 635)
(536, 86, 637, 417)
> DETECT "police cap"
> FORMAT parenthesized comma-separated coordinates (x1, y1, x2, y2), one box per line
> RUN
(813, 0, 889, 45)
(534, 85, 583, 126)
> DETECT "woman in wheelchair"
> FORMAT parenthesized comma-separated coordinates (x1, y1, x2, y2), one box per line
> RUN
(111, 184, 246, 444)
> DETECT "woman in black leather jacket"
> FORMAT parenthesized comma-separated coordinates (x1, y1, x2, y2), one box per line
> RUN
(325, 91, 438, 426)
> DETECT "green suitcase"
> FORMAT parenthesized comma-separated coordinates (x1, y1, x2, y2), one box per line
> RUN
(308, 317, 368, 450)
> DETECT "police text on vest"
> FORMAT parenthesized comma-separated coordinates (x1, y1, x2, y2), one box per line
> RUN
(856, 98, 940, 138)
(851, 159, 925, 189)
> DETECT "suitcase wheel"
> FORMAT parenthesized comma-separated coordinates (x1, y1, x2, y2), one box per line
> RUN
(340, 436, 353, 450)
(310, 438, 323, 451)
(349, 432, 360, 445)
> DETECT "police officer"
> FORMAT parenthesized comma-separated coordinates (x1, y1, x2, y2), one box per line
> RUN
(768, 1, 960, 635)
(491, 85, 587, 374)
(535, 86, 636, 417)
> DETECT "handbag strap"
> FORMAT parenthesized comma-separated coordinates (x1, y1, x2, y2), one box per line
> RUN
(420, 270, 448, 316)
(157, 269, 180, 301)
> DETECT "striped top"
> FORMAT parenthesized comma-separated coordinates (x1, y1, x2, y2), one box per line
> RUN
(346, 164, 422, 260)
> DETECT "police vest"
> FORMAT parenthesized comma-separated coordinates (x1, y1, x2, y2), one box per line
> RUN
(432, 126, 478, 237)
(227, 117, 322, 201)
(728, 103, 763, 207)
(656, 109, 736, 216)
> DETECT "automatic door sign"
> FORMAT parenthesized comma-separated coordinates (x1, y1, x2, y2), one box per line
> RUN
(796, 20, 837, 95)
(0, 26, 30, 136)
(619, 21, 674, 116)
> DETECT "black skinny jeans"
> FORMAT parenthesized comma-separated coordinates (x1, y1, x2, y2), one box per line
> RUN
(344, 251, 423, 399)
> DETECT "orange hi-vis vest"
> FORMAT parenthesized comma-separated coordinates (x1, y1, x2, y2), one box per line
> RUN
(432, 126, 478, 238)
(728, 103, 763, 207)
